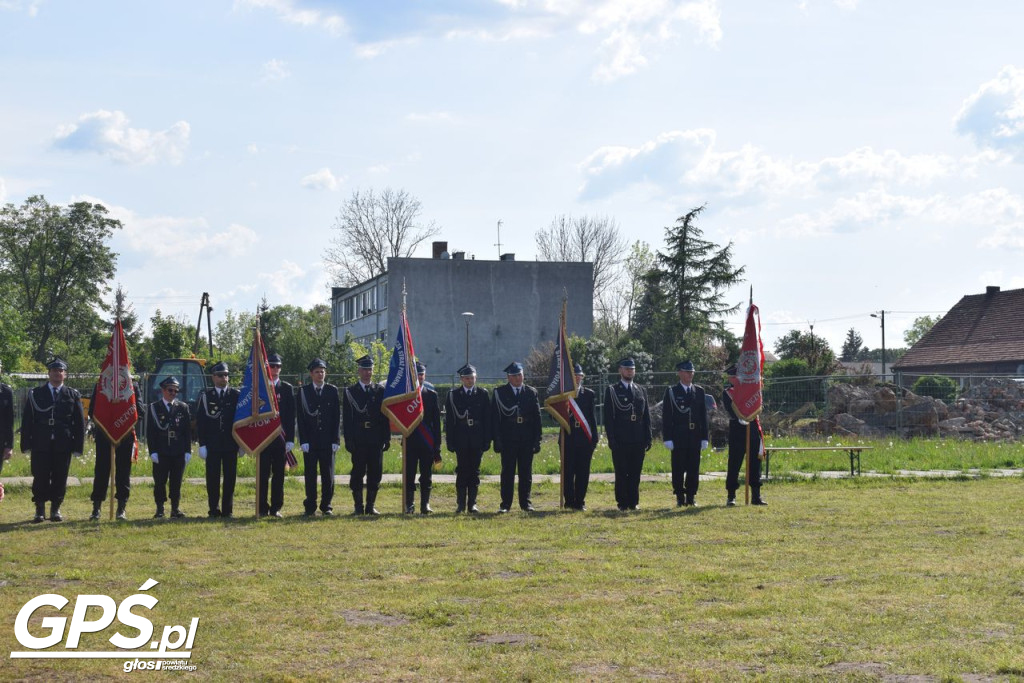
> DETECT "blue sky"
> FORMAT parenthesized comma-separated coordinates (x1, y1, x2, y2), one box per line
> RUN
(3, 0, 1024, 354)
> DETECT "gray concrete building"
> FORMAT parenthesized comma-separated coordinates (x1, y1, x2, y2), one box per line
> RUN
(331, 245, 594, 380)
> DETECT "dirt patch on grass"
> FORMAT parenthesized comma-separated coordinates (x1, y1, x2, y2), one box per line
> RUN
(471, 632, 537, 646)
(492, 570, 529, 579)
(571, 663, 620, 677)
(340, 609, 409, 627)
(826, 662, 888, 676)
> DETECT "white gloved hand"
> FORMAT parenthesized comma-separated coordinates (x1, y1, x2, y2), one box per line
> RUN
(331, 443, 339, 453)
(150, 452, 159, 464)
(663, 440, 674, 451)
(285, 441, 294, 451)
(185, 451, 192, 465)
(700, 440, 708, 451)
(301, 443, 310, 453)
(199, 446, 208, 460)
(738, 418, 749, 426)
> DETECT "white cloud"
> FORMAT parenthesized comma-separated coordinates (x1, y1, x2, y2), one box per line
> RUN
(247, 143, 260, 154)
(955, 65, 1024, 159)
(258, 260, 329, 307)
(0, 1, 42, 16)
(233, 0, 345, 35)
(0, 177, 6, 204)
(405, 112, 458, 124)
(261, 58, 291, 81)
(355, 37, 420, 59)
(301, 167, 345, 191)
(53, 110, 189, 165)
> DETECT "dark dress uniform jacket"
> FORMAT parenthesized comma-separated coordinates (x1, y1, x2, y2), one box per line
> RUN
(603, 382, 652, 449)
(410, 383, 442, 457)
(21, 383, 86, 455)
(342, 382, 390, 451)
(566, 387, 599, 452)
(275, 380, 296, 444)
(662, 384, 710, 445)
(1, 383, 14, 454)
(445, 386, 491, 453)
(297, 384, 341, 450)
(196, 387, 240, 452)
(491, 384, 542, 453)
(146, 400, 192, 456)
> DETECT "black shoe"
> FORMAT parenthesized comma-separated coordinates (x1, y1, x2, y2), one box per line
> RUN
(522, 503, 535, 512)
(421, 504, 433, 514)
(32, 513, 46, 523)
(170, 509, 185, 519)
(676, 497, 685, 508)
(221, 513, 233, 519)
(455, 505, 465, 513)
(726, 497, 737, 507)
(322, 509, 335, 516)
(154, 506, 165, 519)
(90, 505, 101, 521)
(630, 505, 640, 511)
(116, 505, 127, 520)
(578, 504, 587, 511)
(303, 510, 316, 517)
(469, 504, 479, 514)
(752, 498, 768, 506)
(498, 507, 510, 514)
(405, 504, 415, 514)
(271, 511, 283, 518)
(364, 508, 379, 516)
(50, 509, 64, 522)
(208, 510, 221, 518)
(617, 505, 628, 511)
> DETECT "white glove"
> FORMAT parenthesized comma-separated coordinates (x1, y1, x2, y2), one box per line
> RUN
(72, 452, 82, 458)
(150, 452, 159, 464)
(700, 440, 708, 451)
(664, 440, 674, 451)
(331, 443, 339, 453)
(285, 441, 294, 451)
(739, 418, 749, 426)
(199, 446, 208, 460)
(301, 443, 310, 453)
(185, 451, 192, 464)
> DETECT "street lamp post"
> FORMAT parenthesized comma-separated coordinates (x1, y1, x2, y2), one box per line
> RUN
(871, 311, 887, 380)
(461, 312, 474, 365)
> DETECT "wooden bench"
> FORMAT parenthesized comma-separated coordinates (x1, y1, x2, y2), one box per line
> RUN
(762, 446, 873, 478)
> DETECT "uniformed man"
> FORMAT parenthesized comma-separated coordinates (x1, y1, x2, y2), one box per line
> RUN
(1, 361, 14, 475)
(563, 363, 599, 511)
(197, 362, 241, 518)
(723, 364, 767, 507)
(405, 360, 441, 514)
(20, 358, 85, 522)
(88, 378, 142, 520)
(297, 358, 341, 516)
(492, 361, 542, 513)
(445, 364, 491, 513)
(343, 354, 391, 515)
(261, 352, 295, 518)
(603, 357, 652, 511)
(146, 376, 193, 518)
(662, 360, 710, 507)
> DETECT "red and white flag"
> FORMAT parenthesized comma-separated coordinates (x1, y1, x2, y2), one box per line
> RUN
(92, 319, 138, 445)
(727, 302, 764, 422)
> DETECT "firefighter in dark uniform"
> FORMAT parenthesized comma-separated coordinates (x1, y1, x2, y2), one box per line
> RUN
(662, 360, 710, 507)
(261, 353, 295, 518)
(297, 358, 341, 516)
(406, 360, 441, 514)
(445, 364, 491, 513)
(88, 378, 143, 520)
(1, 361, 14, 474)
(20, 358, 85, 522)
(564, 363, 598, 511)
(603, 357, 652, 511)
(492, 361, 542, 512)
(196, 361, 241, 518)
(146, 376, 193, 518)
(723, 364, 767, 506)
(343, 354, 391, 515)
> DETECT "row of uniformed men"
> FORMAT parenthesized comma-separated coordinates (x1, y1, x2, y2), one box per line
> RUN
(3, 354, 765, 522)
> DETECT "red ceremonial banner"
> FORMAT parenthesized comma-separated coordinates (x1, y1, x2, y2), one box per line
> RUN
(92, 319, 138, 445)
(727, 303, 764, 422)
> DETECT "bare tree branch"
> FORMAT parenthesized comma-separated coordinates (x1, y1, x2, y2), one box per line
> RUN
(534, 214, 627, 301)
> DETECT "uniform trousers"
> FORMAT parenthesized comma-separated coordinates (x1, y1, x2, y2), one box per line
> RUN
(671, 438, 703, 500)
(404, 445, 434, 500)
(563, 443, 593, 508)
(499, 445, 534, 509)
(205, 448, 238, 515)
(349, 444, 384, 492)
(91, 435, 133, 503)
(153, 453, 186, 507)
(31, 443, 73, 506)
(454, 449, 483, 491)
(260, 442, 287, 514)
(303, 448, 335, 513)
(610, 444, 645, 508)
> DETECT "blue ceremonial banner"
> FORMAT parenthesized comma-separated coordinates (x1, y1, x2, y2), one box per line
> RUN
(381, 310, 424, 438)
(232, 328, 282, 455)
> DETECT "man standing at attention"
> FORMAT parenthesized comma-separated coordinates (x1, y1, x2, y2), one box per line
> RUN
(662, 360, 710, 507)
(343, 354, 391, 515)
(20, 358, 85, 522)
(563, 363, 599, 511)
(146, 376, 192, 519)
(0, 360, 14, 476)
(196, 361, 240, 518)
(603, 358, 652, 511)
(261, 353, 295, 518)
(405, 360, 441, 514)
(445, 364, 491, 513)
(492, 361, 542, 513)
(297, 358, 341, 516)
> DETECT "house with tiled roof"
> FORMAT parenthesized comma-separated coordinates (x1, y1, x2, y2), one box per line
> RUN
(893, 286, 1024, 383)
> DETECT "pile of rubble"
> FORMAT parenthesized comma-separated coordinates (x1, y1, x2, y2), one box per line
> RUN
(794, 378, 1024, 441)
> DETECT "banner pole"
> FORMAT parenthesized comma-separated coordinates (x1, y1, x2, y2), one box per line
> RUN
(402, 437, 409, 512)
(108, 443, 116, 520)
(744, 423, 751, 506)
(559, 430, 566, 509)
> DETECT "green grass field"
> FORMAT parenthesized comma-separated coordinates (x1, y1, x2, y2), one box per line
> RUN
(2, 474, 1024, 681)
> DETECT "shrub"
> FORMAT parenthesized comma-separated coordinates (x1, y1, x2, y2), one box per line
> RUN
(912, 374, 957, 402)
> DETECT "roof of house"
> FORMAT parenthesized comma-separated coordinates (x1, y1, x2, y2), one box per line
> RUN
(893, 286, 1024, 369)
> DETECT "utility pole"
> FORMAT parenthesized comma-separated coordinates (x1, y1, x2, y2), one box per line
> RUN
(871, 310, 887, 380)
(494, 219, 503, 258)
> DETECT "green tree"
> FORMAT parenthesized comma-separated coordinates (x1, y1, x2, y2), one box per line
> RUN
(136, 310, 193, 372)
(904, 315, 942, 346)
(0, 298, 31, 372)
(763, 358, 824, 409)
(215, 308, 257, 358)
(840, 328, 864, 362)
(261, 304, 349, 379)
(912, 374, 957, 401)
(0, 195, 120, 362)
(774, 330, 837, 376)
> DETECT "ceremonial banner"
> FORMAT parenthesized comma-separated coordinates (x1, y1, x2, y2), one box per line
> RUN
(727, 302, 765, 422)
(92, 319, 138, 445)
(543, 301, 590, 439)
(382, 310, 424, 438)
(232, 328, 282, 455)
